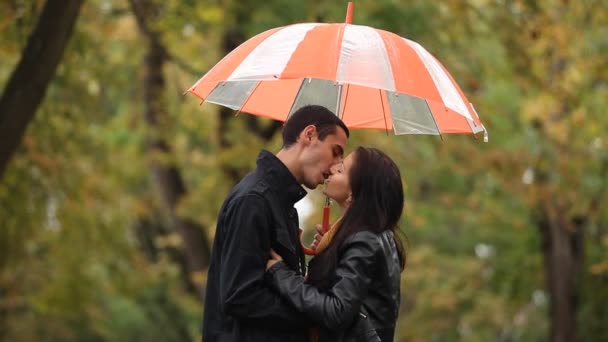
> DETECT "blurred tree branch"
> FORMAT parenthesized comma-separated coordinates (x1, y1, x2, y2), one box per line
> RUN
(130, 0, 211, 297)
(0, 0, 84, 178)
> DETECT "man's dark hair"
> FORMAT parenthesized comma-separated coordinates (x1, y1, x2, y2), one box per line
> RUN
(282, 105, 349, 148)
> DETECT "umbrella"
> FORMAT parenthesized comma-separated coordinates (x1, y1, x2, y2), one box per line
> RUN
(187, 3, 487, 141)
(187, 2, 487, 253)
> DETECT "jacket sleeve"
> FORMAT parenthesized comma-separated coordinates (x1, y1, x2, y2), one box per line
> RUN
(219, 194, 308, 328)
(265, 231, 379, 331)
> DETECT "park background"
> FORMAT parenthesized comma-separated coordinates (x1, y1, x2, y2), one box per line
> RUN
(1, 0, 606, 341)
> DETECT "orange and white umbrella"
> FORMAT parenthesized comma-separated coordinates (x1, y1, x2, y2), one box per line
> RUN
(188, 2, 487, 141)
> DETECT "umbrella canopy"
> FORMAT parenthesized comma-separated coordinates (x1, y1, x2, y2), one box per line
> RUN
(187, 3, 487, 141)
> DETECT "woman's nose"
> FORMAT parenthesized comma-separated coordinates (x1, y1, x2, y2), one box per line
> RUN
(330, 163, 343, 174)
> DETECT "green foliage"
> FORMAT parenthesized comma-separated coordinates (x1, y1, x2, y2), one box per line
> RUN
(1, 0, 607, 341)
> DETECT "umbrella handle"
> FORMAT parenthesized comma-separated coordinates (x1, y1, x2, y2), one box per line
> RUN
(300, 200, 331, 255)
(321, 203, 331, 232)
(300, 229, 316, 255)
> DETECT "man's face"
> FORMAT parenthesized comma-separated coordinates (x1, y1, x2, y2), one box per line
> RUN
(300, 126, 348, 189)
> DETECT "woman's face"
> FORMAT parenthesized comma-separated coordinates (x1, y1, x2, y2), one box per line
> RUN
(323, 151, 355, 208)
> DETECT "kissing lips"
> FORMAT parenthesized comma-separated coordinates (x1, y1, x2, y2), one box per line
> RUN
(322, 171, 331, 184)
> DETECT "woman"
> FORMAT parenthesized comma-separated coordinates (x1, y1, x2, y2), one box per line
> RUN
(265, 147, 406, 342)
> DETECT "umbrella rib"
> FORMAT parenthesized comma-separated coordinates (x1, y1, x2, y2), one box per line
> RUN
(423, 99, 443, 141)
(235, 81, 261, 117)
(340, 83, 350, 121)
(380, 89, 389, 135)
(197, 82, 223, 104)
(286, 78, 307, 120)
(336, 83, 343, 118)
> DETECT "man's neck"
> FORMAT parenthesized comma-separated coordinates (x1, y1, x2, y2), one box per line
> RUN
(275, 147, 301, 184)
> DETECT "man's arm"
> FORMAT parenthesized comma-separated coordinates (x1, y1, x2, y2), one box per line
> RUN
(219, 193, 308, 328)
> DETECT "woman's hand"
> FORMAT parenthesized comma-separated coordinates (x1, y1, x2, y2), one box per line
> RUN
(266, 249, 283, 270)
(311, 224, 325, 250)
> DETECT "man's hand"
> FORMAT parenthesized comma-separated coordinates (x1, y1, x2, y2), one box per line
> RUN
(266, 249, 283, 270)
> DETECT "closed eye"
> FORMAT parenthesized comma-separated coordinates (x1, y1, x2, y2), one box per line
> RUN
(333, 145, 344, 158)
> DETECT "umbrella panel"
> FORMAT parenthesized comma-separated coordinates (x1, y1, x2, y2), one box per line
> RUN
(387, 93, 439, 135)
(197, 78, 479, 136)
(205, 80, 258, 111)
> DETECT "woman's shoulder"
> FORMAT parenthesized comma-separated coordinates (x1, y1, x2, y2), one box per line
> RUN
(341, 230, 384, 253)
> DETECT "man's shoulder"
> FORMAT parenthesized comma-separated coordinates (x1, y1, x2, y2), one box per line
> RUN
(232, 170, 273, 197)
(220, 172, 277, 213)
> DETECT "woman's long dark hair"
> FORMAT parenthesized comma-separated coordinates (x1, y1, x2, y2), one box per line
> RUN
(307, 147, 406, 288)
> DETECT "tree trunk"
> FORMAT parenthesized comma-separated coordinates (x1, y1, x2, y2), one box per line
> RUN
(0, 0, 84, 178)
(130, 0, 211, 297)
(538, 208, 584, 342)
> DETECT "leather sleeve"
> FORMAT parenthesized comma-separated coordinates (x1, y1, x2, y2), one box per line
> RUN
(266, 231, 380, 331)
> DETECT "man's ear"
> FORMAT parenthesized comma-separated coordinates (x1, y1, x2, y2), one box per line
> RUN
(301, 125, 317, 143)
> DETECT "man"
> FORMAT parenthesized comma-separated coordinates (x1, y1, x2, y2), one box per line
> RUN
(202, 105, 350, 342)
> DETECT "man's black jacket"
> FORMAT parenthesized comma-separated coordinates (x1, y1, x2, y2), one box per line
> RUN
(202, 150, 310, 342)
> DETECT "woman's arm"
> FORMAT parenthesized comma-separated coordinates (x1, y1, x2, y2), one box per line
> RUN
(265, 231, 379, 331)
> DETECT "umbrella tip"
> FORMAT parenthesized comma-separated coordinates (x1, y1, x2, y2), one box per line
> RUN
(345, 2, 353, 24)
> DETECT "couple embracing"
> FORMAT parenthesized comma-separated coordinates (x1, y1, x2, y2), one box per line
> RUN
(203, 105, 406, 342)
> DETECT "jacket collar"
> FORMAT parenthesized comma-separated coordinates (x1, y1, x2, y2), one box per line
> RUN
(256, 150, 307, 206)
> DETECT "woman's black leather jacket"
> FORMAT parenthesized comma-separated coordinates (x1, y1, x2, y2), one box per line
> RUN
(266, 230, 402, 342)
